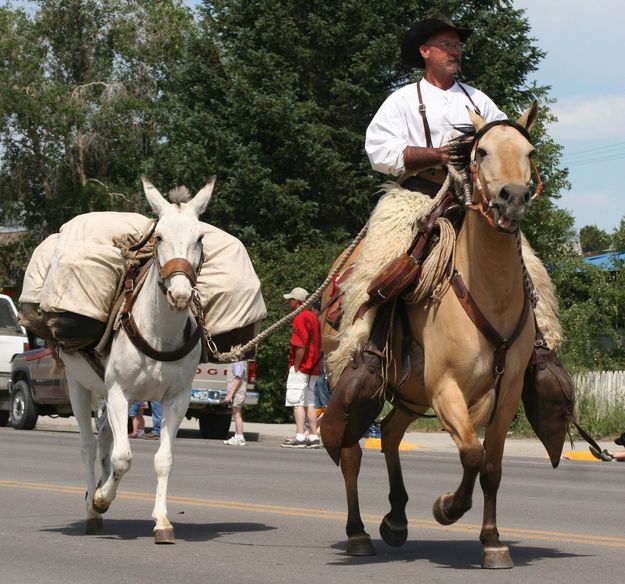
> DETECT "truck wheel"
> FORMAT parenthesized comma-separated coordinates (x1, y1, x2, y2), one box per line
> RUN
(0, 410, 9, 427)
(198, 413, 232, 440)
(10, 380, 38, 430)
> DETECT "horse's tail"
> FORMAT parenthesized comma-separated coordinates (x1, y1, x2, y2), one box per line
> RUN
(468, 390, 496, 429)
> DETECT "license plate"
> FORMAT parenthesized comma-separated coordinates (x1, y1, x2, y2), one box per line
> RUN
(190, 389, 212, 403)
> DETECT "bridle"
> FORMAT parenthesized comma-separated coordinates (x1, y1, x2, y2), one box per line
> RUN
(154, 240, 203, 295)
(464, 120, 543, 230)
(119, 226, 206, 362)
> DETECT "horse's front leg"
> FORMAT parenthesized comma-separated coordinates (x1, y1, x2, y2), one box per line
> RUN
(379, 407, 417, 547)
(151, 390, 190, 544)
(340, 442, 375, 555)
(93, 385, 131, 514)
(67, 380, 102, 534)
(479, 391, 520, 569)
(431, 383, 484, 526)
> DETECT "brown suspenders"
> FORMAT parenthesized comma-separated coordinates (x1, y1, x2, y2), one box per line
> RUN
(416, 79, 482, 147)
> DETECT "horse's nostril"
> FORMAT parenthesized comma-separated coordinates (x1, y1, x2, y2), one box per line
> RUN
(500, 188, 510, 201)
(524, 192, 530, 203)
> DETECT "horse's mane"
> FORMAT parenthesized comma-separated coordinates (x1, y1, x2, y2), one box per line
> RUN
(447, 119, 533, 173)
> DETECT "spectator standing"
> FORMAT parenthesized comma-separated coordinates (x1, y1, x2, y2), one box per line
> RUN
(223, 360, 248, 446)
(309, 299, 331, 419)
(281, 287, 322, 449)
(128, 401, 147, 438)
(143, 401, 161, 440)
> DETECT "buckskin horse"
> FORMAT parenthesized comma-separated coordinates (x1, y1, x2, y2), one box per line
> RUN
(54, 178, 214, 543)
(321, 103, 543, 568)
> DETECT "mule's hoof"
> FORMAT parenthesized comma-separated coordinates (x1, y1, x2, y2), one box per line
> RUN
(92, 488, 110, 515)
(154, 528, 176, 544)
(85, 517, 104, 535)
(432, 494, 456, 526)
(482, 546, 513, 569)
(346, 534, 376, 556)
(379, 515, 407, 547)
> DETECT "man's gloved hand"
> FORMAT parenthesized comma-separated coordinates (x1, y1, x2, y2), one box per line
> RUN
(403, 145, 449, 172)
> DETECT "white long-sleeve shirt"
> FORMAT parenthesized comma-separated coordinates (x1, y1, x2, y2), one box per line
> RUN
(365, 78, 506, 176)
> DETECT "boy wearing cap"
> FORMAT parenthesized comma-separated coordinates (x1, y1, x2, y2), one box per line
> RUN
(281, 287, 322, 449)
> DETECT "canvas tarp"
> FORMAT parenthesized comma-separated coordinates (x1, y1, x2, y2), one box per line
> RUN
(21, 211, 266, 337)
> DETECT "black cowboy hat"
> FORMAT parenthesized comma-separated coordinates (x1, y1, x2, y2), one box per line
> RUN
(401, 16, 473, 69)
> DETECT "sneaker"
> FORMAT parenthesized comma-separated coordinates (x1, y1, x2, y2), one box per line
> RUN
(224, 436, 246, 446)
(142, 432, 159, 440)
(280, 437, 307, 448)
(306, 438, 321, 449)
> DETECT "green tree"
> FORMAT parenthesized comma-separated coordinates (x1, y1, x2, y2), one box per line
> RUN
(610, 218, 625, 252)
(580, 225, 611, 254)
(0, 1, 195, 258)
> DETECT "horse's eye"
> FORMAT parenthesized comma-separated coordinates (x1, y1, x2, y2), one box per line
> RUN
(477, 148, 487, 158)
(528, 149, 536, 158)
(197, 236, 203, 245)
(155, 235, 162, 243)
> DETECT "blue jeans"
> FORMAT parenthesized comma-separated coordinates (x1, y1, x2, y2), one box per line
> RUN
(150, 401, 162, 436)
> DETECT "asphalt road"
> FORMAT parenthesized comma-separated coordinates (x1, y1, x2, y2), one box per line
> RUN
(1, 426, 624, 584)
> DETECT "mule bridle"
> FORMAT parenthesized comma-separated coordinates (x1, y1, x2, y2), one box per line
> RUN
(464, 120, 543, 230)
(119, 233, 206, 362)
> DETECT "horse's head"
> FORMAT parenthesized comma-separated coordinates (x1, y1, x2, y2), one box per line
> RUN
(141, 177, 215, 311)
(465, 102, 540, 232)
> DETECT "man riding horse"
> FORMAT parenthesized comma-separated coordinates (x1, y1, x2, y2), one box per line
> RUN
(322, 16, 564, 459)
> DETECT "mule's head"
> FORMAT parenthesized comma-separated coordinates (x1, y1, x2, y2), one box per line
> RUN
(141, 177, 215, 311)
(467, 102, 539, 232)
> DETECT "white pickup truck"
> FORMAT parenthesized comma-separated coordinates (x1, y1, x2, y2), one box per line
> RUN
(0, 294, 29, 426)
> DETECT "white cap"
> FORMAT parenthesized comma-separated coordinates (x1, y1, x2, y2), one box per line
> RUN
(282, 287, 309, 303)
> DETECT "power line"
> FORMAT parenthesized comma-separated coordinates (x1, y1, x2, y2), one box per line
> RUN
(561, 141, 625, 159)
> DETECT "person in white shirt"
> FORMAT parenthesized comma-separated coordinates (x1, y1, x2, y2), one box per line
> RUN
(365, 15, 506, 194)
(223, 360, 248, 446)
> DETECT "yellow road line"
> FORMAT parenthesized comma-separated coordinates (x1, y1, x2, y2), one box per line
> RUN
(2, 479, 624, 548)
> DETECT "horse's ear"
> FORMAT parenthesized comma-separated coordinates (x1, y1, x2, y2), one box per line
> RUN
(467, 106, 486, 131)
(141, 177, 169, 217)
(518, 101, 539, 131)
(189, 177, 216, 217)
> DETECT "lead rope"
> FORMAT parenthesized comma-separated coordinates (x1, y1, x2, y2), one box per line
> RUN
(203, 221, 370, 363)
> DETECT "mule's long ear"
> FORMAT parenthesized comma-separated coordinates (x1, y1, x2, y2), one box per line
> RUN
(189, 177, 216, 217)
(141, 177, 169, 217)
(467, 106, 486, 132)
(518, 101, 538, 131)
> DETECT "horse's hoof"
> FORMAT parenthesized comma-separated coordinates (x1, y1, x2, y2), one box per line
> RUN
(482, 545, 513, 569)
(85, 517, 104, 535)
(154, 528, 176, 544)
(346, 534, 376, 556)
(432, 494, 456, 526)
(379, 515, 407, 547)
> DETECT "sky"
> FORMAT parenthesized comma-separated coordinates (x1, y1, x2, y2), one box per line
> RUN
(513, 0, 625, 233)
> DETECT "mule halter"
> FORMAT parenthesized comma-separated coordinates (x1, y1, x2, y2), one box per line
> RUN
(465, 120, 543, 231)
(153, 237, 204, 294)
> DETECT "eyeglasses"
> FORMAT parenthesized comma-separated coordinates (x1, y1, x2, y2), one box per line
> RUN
(427, 41, 464, 51)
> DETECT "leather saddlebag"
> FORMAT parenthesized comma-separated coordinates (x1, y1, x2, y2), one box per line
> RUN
(522, 341, 575, 468)
(359, 254, 419, 318)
